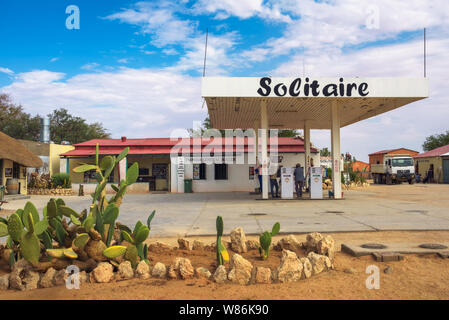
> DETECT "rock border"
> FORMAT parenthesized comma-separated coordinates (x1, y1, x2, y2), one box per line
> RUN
(0, 232, 336, 291)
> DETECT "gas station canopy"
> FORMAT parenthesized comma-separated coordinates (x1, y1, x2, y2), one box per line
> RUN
(201, 77, 429, 200)
(202, 77, 429, 130)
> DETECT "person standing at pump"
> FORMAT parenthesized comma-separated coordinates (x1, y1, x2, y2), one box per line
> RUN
(255, 165, 263, 194)
(294, 163, 305, 197)
(270, 165, 280, 198)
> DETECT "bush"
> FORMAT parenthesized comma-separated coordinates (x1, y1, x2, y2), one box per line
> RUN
(51, 173, 71, 188)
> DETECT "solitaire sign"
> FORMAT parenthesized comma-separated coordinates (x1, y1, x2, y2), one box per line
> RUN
(257, 77, 369, 97)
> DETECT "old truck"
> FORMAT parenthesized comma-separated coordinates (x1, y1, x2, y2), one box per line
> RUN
(371, 154, 415, 185)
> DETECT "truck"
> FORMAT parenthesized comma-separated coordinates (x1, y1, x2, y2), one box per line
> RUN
(371, 154, 415, 185)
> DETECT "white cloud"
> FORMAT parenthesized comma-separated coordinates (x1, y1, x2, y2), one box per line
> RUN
(50, 57, 60, 62)
(0, 68, 207, 138)
(162, 48, 179, 55)
(105, 1, 242, 75)
(118, 58, 129, 63)
(241, 0, 449, 62)
(193, 0, 292, 22)
(105, 1, 197, 47)
(0, 67, 14, 75)
(272, 37, 449, 161)
(81, 62, 100, 71)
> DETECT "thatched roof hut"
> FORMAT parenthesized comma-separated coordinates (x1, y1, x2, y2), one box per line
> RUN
(0, 131, 43, 167)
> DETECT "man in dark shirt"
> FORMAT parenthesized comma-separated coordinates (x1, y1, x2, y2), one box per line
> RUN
(294, 163, 305, 197)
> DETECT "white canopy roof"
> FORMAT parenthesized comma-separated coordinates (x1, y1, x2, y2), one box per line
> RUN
(202, 77, 429, 129)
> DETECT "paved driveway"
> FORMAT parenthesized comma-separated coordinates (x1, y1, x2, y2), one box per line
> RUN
(3, 184, 449, 237)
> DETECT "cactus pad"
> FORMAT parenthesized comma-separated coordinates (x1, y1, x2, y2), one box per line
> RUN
(20, 232, 41, 265)
(103, 245, 127, 259)
(7, 213, 23, 242)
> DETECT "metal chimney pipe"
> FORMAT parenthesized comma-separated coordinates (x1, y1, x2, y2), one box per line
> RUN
(40, 116, 50, 143)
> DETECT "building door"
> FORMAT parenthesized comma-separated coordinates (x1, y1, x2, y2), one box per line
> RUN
(152, 163, 168, 191)
(443, 159, 449, 184)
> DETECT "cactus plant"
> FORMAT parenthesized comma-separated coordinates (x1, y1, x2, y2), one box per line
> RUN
(258, 222, 280, 260)
(216, 216, 229, 266)
(0, 145, 154, 272)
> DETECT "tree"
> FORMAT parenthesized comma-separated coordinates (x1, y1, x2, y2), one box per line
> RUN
(0, 94, 41, 140)
(189, 116, 300, 138)
(0, 94, 110, 144)
(423, 130, 449, 151)
(278, 129, 300, 137)
(48, 108, 110, 144)
(320, 147, 330, 157)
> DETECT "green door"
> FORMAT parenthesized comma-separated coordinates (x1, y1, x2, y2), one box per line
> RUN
(443, 159, 449, 184)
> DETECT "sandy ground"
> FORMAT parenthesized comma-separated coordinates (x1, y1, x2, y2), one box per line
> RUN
(0, 230, 448, 300)
(0, 183, 448, 299)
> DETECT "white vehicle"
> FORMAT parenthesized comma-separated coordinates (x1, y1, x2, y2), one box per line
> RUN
(371, 154, 415, 185)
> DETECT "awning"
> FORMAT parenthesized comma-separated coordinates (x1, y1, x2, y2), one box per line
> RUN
(202, 77, 429, 129)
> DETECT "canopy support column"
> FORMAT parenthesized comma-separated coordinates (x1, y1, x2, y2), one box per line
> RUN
(304, 120, 311, 189)
(260, 100, 269, 200)
(331, 100, 342, 199)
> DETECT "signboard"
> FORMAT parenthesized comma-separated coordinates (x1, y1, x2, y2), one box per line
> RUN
(177, 157, 184, 193)
(281, 167, 294, 199)
(202, 77, 429, 98)
(193, 164, 200, 180)
(310, 167, 323, 199)
(249, 166, 254, 180)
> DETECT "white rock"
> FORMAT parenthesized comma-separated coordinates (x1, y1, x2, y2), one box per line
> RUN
(300, 257, 312, 279)
(230, 227, 248, 253)
(253, 267, 272, 284)
(117, 261, 134, 280)
(92, 262, 114, 283)
(168, 258, 194, 280)
(39, 267, 56, 288)
(151, 262, 167, 278)
(307, 252, 329, 275)
(276, 249, 303, 283)
(305, 232, 324, 252)
(136, 261, 150, 279)
(195, 267, 212, 279)
(192, 240, 205, 250)
(228, 254, 253, 285)
(317, 235, 336, 260)
(278, 235, 302, 252)
(178, 238, 191, 250)
(0, 274, 9, 290)
(213, 265, 228, 284)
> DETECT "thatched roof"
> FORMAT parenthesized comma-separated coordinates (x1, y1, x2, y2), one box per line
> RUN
(0, 131, 43, 167)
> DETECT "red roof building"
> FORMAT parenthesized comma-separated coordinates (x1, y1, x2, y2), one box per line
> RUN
(60, 136, 318, 157)
(414, 144, 449, 184)
(60, 136, 320, 193)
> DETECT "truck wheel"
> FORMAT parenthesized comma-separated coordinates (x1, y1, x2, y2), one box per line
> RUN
(386, 175, 392, 185)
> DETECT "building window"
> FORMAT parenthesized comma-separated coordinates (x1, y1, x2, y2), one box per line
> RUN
(193, 163, 206, 180)
(139, 168, 150, 176)
(214, 164, 227, 180)
(83, 169, 114, 183)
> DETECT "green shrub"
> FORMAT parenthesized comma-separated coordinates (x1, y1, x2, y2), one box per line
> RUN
(51, 173, 72, 188)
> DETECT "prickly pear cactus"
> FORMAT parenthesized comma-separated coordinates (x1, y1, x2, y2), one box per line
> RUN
(258, 222, 280, 260)
(216, 216, 229, 266)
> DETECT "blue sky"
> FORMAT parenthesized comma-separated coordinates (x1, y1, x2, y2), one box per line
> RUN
(1, 0, 448, 161)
